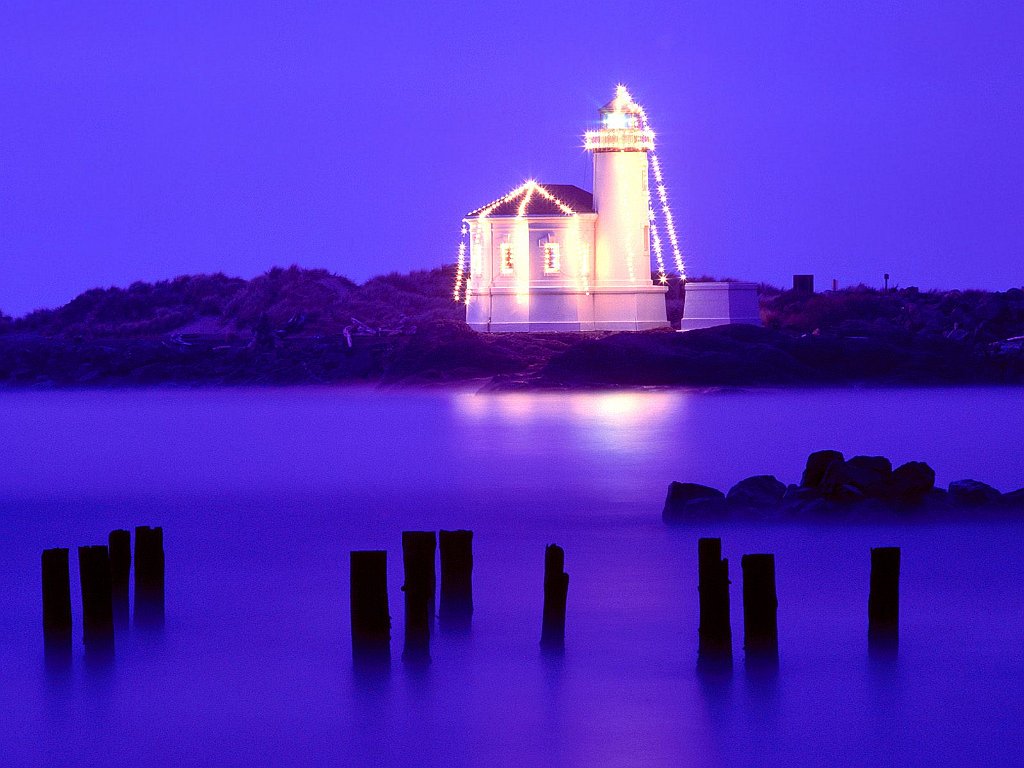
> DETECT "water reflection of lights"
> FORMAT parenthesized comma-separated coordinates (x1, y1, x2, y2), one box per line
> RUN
(453, 391, 684, 453)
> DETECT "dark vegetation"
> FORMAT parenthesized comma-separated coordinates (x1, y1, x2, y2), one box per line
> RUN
(1, 266, 1023, 387)
(663, 449, 1024, 523)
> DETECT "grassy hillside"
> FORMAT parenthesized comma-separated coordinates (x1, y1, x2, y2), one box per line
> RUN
(10, 265, 462, 338)
(2, 267, 1023, 387)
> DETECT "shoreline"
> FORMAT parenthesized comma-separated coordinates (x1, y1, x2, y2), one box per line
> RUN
(4, 323, 1022, 390)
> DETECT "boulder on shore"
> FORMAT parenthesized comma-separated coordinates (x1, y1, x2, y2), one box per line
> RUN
(949, 479, 1002, 507)
(663, 482, 726, 523)
(727, 475, 787, 508)
(999, 489, 1024, 508)
(800, 450, 843, 487)
(663, 451, 1018, 523)
(889, 461, 936, 499)
(819, 455, 893, 499)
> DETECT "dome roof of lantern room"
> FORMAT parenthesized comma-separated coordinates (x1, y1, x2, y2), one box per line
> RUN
(599, 85, 643, 116)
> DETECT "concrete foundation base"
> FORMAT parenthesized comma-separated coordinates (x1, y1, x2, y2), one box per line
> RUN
(679, 282, 762, 332)
(467, 285, 669, 333)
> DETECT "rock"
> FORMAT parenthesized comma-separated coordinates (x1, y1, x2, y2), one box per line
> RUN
(920, 488, 952, 512)
(663, 482, 727, 523)
(780, 484, 827, 514)
(948, 479, 1002, 507)
(800, 450, 844, 487)
(889, 461, 936, 498)
(997, 488, 1024, 509)
(820, 456, 892, 499)
(726, 475, 786, 508)
(847, 455, 893, 477)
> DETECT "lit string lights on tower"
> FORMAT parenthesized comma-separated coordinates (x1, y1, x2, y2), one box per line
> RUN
(584, 84, 686, 281)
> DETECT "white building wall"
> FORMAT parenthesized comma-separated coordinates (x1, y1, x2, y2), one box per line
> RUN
(593, 151, 650, 287)
(466, 205, 670, 332)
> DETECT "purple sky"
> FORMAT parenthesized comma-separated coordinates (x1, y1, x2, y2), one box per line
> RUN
(2, 1, 1022, 316)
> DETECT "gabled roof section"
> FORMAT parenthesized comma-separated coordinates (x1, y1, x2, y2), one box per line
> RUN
(467, 182, 594, 218)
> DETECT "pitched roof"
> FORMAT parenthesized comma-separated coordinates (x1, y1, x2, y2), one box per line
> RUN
(467, 183, 594, 217)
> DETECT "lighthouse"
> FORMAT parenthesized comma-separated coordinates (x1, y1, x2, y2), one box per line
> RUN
(457, 86, 671, 333)
(588, 85, 657, 289)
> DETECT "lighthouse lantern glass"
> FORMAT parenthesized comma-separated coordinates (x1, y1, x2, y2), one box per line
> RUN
(603, 111, 638, 130)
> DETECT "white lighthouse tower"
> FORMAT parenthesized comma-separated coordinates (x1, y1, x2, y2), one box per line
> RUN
(586, 86, 669, 324)
(458, 86, 670, 332)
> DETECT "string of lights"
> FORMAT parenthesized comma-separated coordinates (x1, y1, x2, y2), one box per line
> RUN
(649, 211, 668, 284)
(636, 103, 686, 280)
(453, 236, 467, 302)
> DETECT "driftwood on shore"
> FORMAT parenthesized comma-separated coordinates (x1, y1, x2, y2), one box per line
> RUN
(664, 450, 1024, 523)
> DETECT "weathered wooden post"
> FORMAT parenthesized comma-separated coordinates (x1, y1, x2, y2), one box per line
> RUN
(350, 550, 390, 664)
(741, 554, 778, 665)
(109, 529, 131, 632)
(438, 529, 473, 625)
(868, 546, 900, 654)
(134, 526, 164, 629)
(401, 531, 436, 662)
(79, 545, 114, 657)
(540, 544, 569, 651)
(698, 538, 732, 665)
(42, 548, 72, 661)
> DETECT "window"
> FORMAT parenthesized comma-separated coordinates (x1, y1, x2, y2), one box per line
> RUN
(542, 242, 561, 274)
(499, 242, 515, 276)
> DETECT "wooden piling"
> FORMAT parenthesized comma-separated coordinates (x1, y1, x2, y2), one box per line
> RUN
(401, 531, 436, 662)
(42, 548, 72, 656)
(868, 546, 900, 651)
(79, 545, 114, 655)
(438, 530, 473, 623)
(109, 529, 131, 632)
(350, 550, 390, 663)
(698, 538, 732, 664)
(741, 554, 778, 662)
(134, 526, 164, 629)
(540, 544, 569, 651)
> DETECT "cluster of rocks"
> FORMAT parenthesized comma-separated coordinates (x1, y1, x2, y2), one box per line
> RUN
(663, 450, 1024, 522)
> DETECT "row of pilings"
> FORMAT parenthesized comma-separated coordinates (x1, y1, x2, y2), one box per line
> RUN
(42, 526, 164, 667)
(697, 538, 899, 671)
(351, 530, 570, 666)
(350, 532, 898, 670)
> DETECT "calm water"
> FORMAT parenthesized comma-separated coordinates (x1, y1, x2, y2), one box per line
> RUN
(1, 387, 1023, 767)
